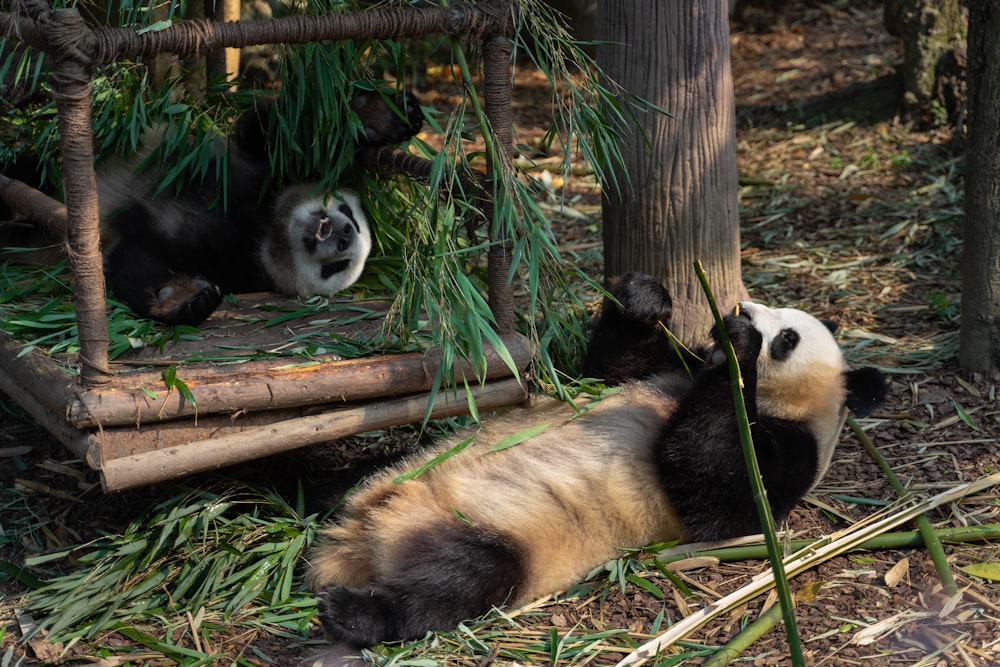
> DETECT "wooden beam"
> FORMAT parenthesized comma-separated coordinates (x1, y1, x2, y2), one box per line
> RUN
(98, 377, 528, 491)
(70, 333, 530, 428)
(0, 331, 96, 460)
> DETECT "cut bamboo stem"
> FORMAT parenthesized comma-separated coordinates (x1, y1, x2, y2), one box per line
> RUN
(615, 472, 1000, 667)
(849, 415, 959, 596)
(694, 260, 804, 665)
(703, 601, 784, 667)
(654, 522, 1000, 565)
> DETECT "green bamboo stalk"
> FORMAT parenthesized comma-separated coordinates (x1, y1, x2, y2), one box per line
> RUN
(693, 261, 805, 667)
(703, 601, 785, 667)
(616, 472, 1000, 667)
(654, 523, 1000, 565)
(848, 416, 959, 596)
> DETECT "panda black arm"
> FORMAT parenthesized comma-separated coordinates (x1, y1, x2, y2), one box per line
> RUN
(583, 272, 701, 384)
(653, 312, 820, 541)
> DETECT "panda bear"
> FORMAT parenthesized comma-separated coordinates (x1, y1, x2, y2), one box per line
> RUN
(304, 272, 889, 647)
(91, 89, 423, 326)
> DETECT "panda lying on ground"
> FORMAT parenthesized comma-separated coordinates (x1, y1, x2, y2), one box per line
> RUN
(305, 272, 889, 647)
(89, 89, 422, 326)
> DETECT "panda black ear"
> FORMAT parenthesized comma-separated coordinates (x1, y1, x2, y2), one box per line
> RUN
(821, 319, 838, 334)
(844, 366, 888, 417)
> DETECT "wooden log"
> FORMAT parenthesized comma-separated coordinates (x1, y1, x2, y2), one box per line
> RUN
(0, 175, 68, 238)
(85, 406, 317, 465)
(69, 332, 530, 428)
(0, 331, 96, 460)
(98, 377, 528, 491)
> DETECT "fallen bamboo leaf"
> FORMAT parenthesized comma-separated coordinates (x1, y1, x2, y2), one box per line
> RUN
(853, 610, 931, 646)
(884, 557, 909, 588)
(959, 561, 1000, 582)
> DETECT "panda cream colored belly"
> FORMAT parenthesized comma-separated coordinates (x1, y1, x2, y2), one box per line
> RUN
(306, 379, 689, 604)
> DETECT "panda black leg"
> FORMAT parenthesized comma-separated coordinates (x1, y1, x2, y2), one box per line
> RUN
(317, 523, 526, 646)
(105, 242, 222, 326)
(351, 89, 425, 146)
(147, 278, 223, 326)
(317, 584, 397, 648)
(584, 272, 681, 384)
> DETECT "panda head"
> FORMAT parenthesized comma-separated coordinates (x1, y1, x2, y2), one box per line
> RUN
(732, 301, 888, 479)
(263, 186, 372, 297)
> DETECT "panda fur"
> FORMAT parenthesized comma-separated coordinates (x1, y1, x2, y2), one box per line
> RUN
(94, 90, 422, 326)
(305, 272, 889, 647)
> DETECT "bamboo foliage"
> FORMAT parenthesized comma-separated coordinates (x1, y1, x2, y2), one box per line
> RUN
(0, 0, 642, 390)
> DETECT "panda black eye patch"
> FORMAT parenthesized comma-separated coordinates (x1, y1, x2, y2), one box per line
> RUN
(769, 328, 800, 361)
(338, 203, 361, 232)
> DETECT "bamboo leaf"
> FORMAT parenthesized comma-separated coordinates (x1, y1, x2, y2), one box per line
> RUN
(488, 422, 552, 452)
(393, 434, 477, 483)
(950, 399, 980, 431)
(960, 561, 1000, 582)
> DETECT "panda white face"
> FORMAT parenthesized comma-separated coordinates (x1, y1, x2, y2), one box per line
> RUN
(737, 301, 847, 379)
(262, 186, 372, 297)
(735, 300, 853, 480)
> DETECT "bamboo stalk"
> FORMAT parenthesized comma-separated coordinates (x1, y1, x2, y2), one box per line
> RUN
(654, 523, 1000, 565)
(615, 473, 1000, 667)
(70, 333, 530, 428)
(693, 260, 805, 666)
(849, 415, 959, 596)
(0, 341, 97, 462)
(703, 601, 784, 667)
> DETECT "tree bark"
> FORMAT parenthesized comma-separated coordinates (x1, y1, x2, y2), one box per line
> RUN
(959, 1, 1000, 371)
(884, 0, 964, 120)
(597, 0, 744, 344)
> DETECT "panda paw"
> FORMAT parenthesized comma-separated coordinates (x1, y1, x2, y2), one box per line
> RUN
(610, 272, 673, 326)
(147, 278, 223, 327)
(352, 89, 424, 146)
(317, 584, 395, 648)
(720, 313, 763, 366)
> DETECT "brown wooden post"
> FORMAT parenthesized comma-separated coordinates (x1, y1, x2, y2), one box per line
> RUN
(482, 0, 516, 335)
(37, 5, 115, 387)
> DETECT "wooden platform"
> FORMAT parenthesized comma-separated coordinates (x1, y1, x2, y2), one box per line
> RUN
(0, 0, 526, 491)
(0, 294, 531, 491)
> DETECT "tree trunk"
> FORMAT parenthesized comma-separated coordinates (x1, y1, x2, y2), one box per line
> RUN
(596, 0, 744, 344)
(959, 1, 1000, 371)
(884, 0, 964, 122)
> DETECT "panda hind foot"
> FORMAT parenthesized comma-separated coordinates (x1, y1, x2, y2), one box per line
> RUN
(317, 584, 397, 648)
(148, 278, 223, 326)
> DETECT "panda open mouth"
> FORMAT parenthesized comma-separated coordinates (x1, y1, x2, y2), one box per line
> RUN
(315, 215, 333, 242)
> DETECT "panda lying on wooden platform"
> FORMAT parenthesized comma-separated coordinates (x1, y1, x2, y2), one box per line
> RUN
(305, 272, 889, 647)
(93, 90, 422, 326)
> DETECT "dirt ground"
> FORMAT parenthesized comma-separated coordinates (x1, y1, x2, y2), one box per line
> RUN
(2, 1, 999, 665)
